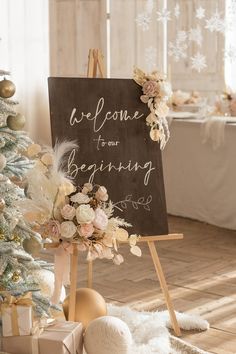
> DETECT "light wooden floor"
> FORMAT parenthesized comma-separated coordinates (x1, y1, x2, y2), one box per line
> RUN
(42, 216, 236, 354)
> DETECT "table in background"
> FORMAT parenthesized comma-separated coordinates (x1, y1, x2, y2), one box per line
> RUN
(162, 119, 236, 230)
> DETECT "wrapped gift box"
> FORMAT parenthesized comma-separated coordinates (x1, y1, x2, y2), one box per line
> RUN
(1, 321, 83, 354)
(2, 305, 32, 337)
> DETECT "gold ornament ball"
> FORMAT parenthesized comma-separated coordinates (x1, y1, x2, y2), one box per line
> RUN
(0, 198, 6, 212)
(12, 270, 21, 282)
(63, 288, 107, 328)
(23, 237, 42, 257)
(7, 113, 26, 131)
(0, 233, 5, 240)
(0, 79, 16, 98)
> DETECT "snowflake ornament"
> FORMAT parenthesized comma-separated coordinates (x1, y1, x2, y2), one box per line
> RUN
(135, 13, 151, 31)
(145, 46, 157, 71)
(205, 9, 226, 34)
(156, 8, 171, 23)
(188, 26, 203, 47)
(174, 3, 180, 18)
(196, 6, 205, 20)
(168, 42, 187, 62)
(168, 30, 188, 62)
(223, 45, 236, 63)
(191, 52, 207, 72)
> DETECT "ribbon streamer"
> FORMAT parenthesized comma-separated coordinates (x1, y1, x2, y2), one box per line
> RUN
(51, 242, 74, 305)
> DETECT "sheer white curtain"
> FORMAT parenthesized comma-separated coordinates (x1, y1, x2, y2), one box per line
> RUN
(225, 0, 236, 91)
(0, 0, 50, 144)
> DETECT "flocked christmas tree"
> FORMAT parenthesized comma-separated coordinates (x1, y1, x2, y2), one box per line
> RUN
(0, 69, 51, 315)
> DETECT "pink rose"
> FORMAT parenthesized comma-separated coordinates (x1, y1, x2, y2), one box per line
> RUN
(142, 80, 159, 97)
(95, 186, 108, 202)
(93, 208, 108, 230)
(61, 204, 76, 220)
(79, 223, 94, 238)
(42, 219, 61, 240)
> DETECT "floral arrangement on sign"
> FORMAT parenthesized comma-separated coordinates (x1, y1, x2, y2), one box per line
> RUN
(19, 142, 141, 304)
(215, 88, 236, 117)
(133, 67, 172, 149)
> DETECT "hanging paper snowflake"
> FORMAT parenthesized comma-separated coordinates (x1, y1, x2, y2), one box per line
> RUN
(174, 3, 180, 18)
(168, 30, 188, 62)
(223, 45, 236, 63)
(205, 9, 226, 34)
(196, 6, 205, 20)
(190, 52, 207, 72)
(144, 46, 157, 71)
(156, 8, 171, 23)
(188, 26, 203, 47)
(135, 13, 151, 31)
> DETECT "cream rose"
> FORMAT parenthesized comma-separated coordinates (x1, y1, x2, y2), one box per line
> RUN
(60, 221, 77, 238)
(142, 80, 159, 97)
(61, 204, 76, 220)
(79, 223, 94, 238)
(95, 186, 108, 202)
(70, 192, 90, 204)
(93, 208, 108, 230)
(157, 81, 172, 100)
(76, 204, 95, 224)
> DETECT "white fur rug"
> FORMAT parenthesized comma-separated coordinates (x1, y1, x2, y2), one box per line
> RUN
(106, 304, 210, 354)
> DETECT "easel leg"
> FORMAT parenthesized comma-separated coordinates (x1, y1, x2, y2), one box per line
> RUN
(68, 245, 79, 321)
(87, 260, 93, 288)
(148, 241, 181, 336)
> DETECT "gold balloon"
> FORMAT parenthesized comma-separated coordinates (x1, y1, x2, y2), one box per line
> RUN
(0, 79, 16, 98)
(7, 113, 26, 131)
(63, 288, 107, 328)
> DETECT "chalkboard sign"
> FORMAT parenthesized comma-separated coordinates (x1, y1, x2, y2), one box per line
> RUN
(48, 78, 168, 236)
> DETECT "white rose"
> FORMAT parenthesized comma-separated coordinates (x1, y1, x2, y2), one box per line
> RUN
(61, 204, 76, 220)
(76, 204, 95, 224)
(157, 81, 172, 101)
(60, 221, 77, 238)
(70, 192, 90, 204)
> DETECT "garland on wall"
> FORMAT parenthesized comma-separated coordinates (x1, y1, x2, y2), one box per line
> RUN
(135, 0, 236, 73)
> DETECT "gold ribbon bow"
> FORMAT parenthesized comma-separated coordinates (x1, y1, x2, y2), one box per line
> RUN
(0, 292, 33, 336)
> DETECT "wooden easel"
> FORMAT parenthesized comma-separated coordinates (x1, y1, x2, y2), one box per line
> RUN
(67, 49, 183, 336)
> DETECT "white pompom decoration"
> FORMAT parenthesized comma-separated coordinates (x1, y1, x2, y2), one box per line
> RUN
(84, 316, 132, 354)
(31, 269, 66, 302)
(0, 153, 6, 172)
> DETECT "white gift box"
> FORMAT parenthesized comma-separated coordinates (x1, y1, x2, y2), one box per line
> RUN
(2, 305, 32, 337)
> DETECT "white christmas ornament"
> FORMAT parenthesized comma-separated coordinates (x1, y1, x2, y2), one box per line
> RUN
(31, 269, 66, 302)
(188, 26, 203, 47)
(84, 316, 132, 354)
(156, 8, 171, 23)
(196, 6, 205, 20)
(135, 13, 151, 31)
(0, 153, 6, 171)
(205, 9, 226, 34)
(168, 31, 187, 62)
(190, 52, 207, 73)
(174, 3, 180, 18)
